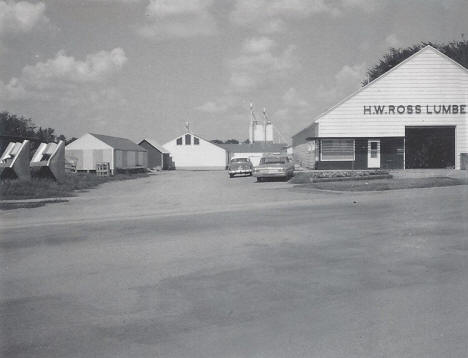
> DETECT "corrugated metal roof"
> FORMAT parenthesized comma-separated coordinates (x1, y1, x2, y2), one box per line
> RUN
(219, 143, 287, 153)
(139, 138, 169, 153)
(90, 133, 146, 151)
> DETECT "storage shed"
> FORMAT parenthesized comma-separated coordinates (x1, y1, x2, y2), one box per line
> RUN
(65, 133, 147, 174)
(163, 132, 227, 170)
(293, 46, 468, 170)
(138, 138, 173, 170)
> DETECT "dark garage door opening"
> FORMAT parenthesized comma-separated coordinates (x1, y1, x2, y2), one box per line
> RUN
(405, 126, 455, 169)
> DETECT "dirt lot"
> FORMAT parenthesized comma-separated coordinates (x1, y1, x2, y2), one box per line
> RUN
(2, 171, 468, 357)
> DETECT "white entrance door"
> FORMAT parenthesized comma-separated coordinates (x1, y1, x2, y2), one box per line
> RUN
(368, 140, 381, 168)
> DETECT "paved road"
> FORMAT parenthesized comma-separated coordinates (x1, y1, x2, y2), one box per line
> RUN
(1, 171, 468, 357)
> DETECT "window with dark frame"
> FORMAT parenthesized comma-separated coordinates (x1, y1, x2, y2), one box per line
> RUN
(176, 137, 182, 145)
(185, 134, 191, 145)
(194, 137, 200, 145)
(321, 139, 355, 161)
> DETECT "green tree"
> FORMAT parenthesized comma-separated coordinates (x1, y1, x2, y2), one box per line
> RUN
(362, 39, 468, 86)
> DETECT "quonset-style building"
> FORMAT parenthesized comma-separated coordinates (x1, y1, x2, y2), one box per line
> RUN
(293, 46, 468, 170)
(163, 132, 227, 170)
(65, 133, 147, 174)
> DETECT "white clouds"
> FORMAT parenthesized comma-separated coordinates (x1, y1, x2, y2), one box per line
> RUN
(145, 0, 210, 17)
(138, 0, 216, 39)
(282, 87, 309, 108)
(229, 37, 298, 93)
(274, 87, 311, 119)
(21, 48, 127, 88)
(0, 48, 127, 101)
(230, 0, 376, 33)
(196, 36, 299, 113)
(87, 0, 141, 3)
(0, 1, 48, 36)
(385, 33, 401, 48)
(316, 62, 367, 102)
(242, 36, 276, 53)
(196, 100, 230, 114)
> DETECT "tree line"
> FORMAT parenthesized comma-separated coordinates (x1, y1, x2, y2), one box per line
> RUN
(362, 39, 468, 85)
(0, 111, 74, 154)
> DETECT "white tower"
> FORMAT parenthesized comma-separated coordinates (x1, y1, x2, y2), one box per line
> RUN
(263, 108, 274, 143)
(249, 103, 256, 143)
(249, 103, 266, 143)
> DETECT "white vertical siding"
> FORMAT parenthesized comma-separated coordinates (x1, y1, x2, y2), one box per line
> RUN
(65, 134, 114, 171)
(126, 151, 136, 167)
(163, 133, 227, 169)
(315, 47, 468, 169)
(115, 150, 123, 168)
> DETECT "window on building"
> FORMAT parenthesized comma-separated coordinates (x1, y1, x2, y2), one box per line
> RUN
(321, 139, 354, 161)
(194, 137, 200, 145)
(185, 134, 191, 145)
(176, 137, 182, 145)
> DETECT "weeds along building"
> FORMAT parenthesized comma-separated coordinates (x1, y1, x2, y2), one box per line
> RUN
(293, 46, 468, 170)
(65, 133, 147, 174)
(163, 132, 227, 170)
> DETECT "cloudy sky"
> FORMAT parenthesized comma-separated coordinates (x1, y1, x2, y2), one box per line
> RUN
(0, 0, 467, 143)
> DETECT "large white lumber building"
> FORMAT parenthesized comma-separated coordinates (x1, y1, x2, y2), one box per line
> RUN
(293, 46, 468, 170)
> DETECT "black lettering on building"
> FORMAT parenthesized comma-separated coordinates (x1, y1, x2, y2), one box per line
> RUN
(452, 105, 458, 114)
(415, 105, 421, 114)
(363, 106, 371, 115)
(433, 105, 442, 114)
(461, 105, 466, 114)
(407, 105, 413, 114)
(426, 105, 432, 114)
(397, 105, 405, 114)
(442, 105, 451, 114)
(388, 105, 395, 114)
(374, 105, 385, 114)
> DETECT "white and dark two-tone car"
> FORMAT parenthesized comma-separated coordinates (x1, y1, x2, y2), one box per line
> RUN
(228, 157, 253, 178)
(254, 155, 294, 182)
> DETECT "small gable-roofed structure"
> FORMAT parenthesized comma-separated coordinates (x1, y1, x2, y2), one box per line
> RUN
(66, 133, 147, 174)
(163, 132, 227, 170)
(138, 138, 173, 170)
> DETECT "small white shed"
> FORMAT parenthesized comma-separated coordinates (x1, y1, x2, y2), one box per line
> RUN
(66, 133, 147, 174)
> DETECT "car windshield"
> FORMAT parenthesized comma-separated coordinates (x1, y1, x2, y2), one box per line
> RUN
(260, 157, 287, 164)
(231, 158, 249, 163)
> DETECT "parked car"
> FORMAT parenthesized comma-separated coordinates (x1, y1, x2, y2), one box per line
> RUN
(254, 155, 294, 181)
(228, 157, 253, 178)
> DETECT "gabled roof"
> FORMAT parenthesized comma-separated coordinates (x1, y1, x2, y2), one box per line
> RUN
(165, 132, 226, 150)
(90, 133, 146, 152)
(292, 45, 468, 139)
(219, 142, 288, 153)
(139, 138, 169, 153)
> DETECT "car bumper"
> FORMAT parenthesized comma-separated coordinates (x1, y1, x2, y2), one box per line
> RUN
(229, 170, 252, 175)
(254, 171, 288, 178)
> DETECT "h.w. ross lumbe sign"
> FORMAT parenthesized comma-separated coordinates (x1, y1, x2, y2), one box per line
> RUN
(363, 104, 467, 115)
